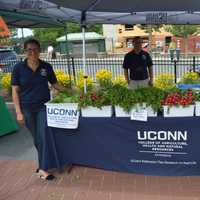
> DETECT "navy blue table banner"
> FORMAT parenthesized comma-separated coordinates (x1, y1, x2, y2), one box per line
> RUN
(43, 117, 200, 176)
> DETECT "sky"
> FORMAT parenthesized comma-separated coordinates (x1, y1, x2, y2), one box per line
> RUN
(17, 28, 33, 38)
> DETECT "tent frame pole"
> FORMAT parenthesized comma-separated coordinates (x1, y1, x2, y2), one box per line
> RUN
(64, 24, 72, 88)
(81, 11, 88, 94)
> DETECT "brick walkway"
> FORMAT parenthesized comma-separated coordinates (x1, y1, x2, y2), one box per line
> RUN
(0, 160, 200, 200)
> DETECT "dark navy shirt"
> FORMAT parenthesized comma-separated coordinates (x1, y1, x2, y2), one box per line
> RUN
(123, 50, 153, 80)
(11, 59, 57, 111)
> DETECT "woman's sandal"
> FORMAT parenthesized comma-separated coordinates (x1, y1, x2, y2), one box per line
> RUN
(39, 174, 56, 180)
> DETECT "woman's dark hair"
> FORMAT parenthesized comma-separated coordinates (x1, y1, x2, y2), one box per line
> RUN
(24, 38, 41, 49)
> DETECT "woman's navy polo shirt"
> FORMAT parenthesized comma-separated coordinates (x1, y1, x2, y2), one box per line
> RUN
(11, 59, 57, 111)
(123, 50, 153, 80)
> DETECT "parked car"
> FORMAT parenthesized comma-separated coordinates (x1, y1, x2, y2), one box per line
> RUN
(0, 49, 18, 73)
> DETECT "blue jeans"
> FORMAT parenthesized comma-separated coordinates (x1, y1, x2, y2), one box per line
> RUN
(22, 106, 47, 169)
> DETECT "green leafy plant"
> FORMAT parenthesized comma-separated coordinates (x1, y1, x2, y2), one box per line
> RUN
(96, 69, 113, 89)
(50, 91, 78, 103)
(133, 87, 166, 112)
(78, 90, 111, 109)
(107, 84, 137, 112)
(179, 71, 200, 84)
(194, 91, 200, 102)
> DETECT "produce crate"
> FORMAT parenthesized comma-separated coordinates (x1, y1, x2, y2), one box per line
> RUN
(163, 105, 194, 117)
(81, 106, 112, 117)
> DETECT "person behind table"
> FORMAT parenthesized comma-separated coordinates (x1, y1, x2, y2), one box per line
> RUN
(11, 38, 65, 180)
(123, 36, 153, 89)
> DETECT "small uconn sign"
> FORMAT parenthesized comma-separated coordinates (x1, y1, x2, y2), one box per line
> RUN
(46, 103, 80, 129)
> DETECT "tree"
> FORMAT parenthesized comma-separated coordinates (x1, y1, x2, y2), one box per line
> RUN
(166, 25, 200, 52)
(32, 22, 102, 44)
(166, 25, 198, 37)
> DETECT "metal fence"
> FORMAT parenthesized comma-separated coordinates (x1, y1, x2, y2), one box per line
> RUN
(1, 55, 200, 83)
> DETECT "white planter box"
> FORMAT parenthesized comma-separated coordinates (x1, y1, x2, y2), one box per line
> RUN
(81, 106, 112, 117)
(115, 106, 130, 117)
(131, 104, 157, 117)
(45, 103, 80, 129)
(195, 101, 200, 116)
(163, 105, 194, 117)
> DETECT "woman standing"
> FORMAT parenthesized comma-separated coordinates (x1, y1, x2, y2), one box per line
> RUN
(11, 39, 65, 180)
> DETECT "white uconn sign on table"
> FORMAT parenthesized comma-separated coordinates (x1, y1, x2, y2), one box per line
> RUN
(46, 103, 80, 129)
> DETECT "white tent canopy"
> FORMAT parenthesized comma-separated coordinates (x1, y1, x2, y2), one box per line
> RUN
(0, 0, 200, 26)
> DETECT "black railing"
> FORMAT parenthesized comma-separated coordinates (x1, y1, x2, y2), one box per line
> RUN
(1, 56, 200, 83)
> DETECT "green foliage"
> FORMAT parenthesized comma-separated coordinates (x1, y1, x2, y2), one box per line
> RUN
(107, 85, 166, 112)
(179, 72, 200, 84)
(50, 91, 78, 103)
(0, 71, 4, 89)
(194, 91, 200, 102)
(33, 27, 64, 44)
(166, 25, 199, 37)
(107, 85, 135, 112)
(133, 87, 166, 112)
(32, 22, 102, 43)
(78, 90, 110, 108)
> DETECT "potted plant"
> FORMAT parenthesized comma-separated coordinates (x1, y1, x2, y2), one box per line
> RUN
(107, 84, 134, 117)
(177, 71, 200, 89)
(96, 69, 113, 89)
(76, 71, 94, 92)
(161, 89, 195, 117)
(112, 75, 128, 87)
(130, 87, 165, 117)
(78, 90, 112, 117)
(107, 85, 165, 117)
(0, 73, 12, 101)
(154, 73, 175, 90)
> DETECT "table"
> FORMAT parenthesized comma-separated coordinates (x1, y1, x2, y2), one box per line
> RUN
(44, 117, 200, 176)
(0, 97, 18, 136)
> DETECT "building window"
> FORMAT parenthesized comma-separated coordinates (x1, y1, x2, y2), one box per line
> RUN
(126, 38, 134, 48)
(125, 24, 134, 31)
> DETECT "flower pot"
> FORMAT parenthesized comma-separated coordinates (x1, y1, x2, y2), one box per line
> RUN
(81, 106, 112, 117)
(131, 104, 157, 117)
(195, 101, 200, 116)
(115, 106, 130, 117)
(163, 105, 194, 117)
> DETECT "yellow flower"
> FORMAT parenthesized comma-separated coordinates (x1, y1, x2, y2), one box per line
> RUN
(96, 69, 112, 88)
(1, 73, 11, 91)
(96, 69, 112, 81)
(154, 73, 175, 90)
(181, 71, 199, 84)
(76, 71, 94, 92)
(54, 70, 71, 87)
(112, 75, 127, 87)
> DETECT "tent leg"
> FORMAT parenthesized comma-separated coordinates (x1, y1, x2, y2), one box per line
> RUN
(82, 25, 87, 94)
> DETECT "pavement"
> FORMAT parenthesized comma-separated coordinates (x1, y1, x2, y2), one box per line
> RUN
(0, 103, 37, 161)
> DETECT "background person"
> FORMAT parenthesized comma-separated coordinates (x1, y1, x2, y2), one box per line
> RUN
(11, 38, 65, 180)
(47, 44, 54, 59)
(123, 36, 153, 89)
